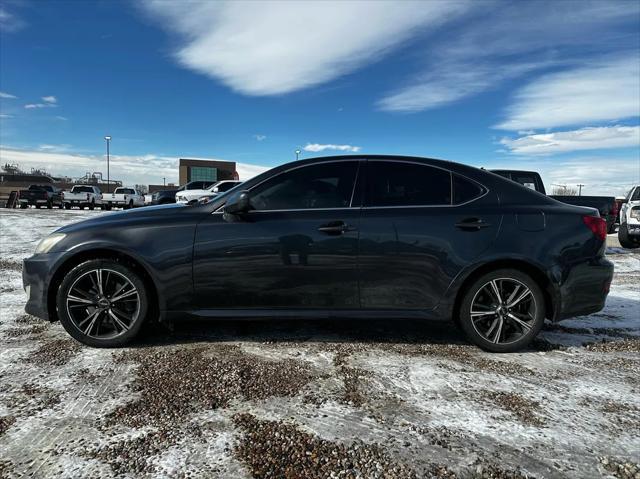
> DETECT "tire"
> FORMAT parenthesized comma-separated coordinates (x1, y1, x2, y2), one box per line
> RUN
(89, 200, 95, 211)
(56, 259, 149, 347)
(618, 224, 640, 249)
(47, 200, 53, 209)
(20, 203, 27, 209)
(458, 268, 545, 353)
(64, 204, 71, 210)
(58, 202, 64, 209)
(129, 200, 134, 209)
(35, 204, 41, 209)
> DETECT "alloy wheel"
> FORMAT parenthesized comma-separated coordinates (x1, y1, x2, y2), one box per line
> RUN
(65, 268, 140, 339)
(469, 278, 537, 345)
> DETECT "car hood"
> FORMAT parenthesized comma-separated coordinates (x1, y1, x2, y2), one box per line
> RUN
(56, 203, 201, 234)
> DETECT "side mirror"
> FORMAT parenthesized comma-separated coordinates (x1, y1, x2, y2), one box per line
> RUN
(223, 190, 251, 215)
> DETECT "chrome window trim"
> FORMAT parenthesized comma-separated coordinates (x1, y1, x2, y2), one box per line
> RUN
(212, 157, 490, 214)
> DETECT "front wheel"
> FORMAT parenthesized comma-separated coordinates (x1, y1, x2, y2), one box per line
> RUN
(458, 269, 545, 353)
(56, 259, 149, 347)
(618, 224, 639, 249)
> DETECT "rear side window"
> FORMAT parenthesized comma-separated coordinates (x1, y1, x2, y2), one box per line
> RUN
(511, 173, 539, 191)
(250, 162, 358, 211)
(453, 175, 485, 204)
(365, 161, 451, 207)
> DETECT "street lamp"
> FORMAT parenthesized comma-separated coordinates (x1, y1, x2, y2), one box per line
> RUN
(295, 149, 301, 161)
(104, 136, 112, 193)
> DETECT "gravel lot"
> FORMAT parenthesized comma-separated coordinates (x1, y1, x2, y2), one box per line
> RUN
(0, 209, 639, 479)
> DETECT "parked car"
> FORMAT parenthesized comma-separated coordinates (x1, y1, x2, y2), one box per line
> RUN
(491, 170, 618, 233)
(23, 155, 613, 352)
(102, 187, 145, 210)
(18, 184, 63, 209)
(150, 189, 179, 205)
(618, 185, 640, 249)
(62, 185, 103, 210)
(175, 180, 241, 204)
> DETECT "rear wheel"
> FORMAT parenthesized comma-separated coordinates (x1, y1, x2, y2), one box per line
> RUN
(89, 200, 95, 210)
(64, 204, 71, 209)
(618, 224, 639, 249)
(47, 200, 53, 209)
(458, 269, 545, 352)
(56, 259, 149, 347)
(20, 203, 27, 209)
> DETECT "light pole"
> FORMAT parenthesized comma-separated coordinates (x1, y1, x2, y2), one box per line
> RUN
(163, 177, 166, 186)
(577, 183, 584, 196)
(104, 136, 112, 193)
(295, 149, 301, 161)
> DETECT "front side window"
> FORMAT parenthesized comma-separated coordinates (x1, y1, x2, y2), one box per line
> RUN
(365, 161, 451, 207)
(250, 162, 358, 211)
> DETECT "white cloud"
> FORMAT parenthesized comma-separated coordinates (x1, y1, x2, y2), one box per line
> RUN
(25, 103, 57, 109)
(55, 116, 68, 121)
(378, 61, 551, 112)
(0, 91, 17, 99)
(496, 56, 640, 130)
(24, 95, 59, 109)
(0, 114, 13, 119)
(253, 134, 267, 141)
(303, 143, 361, 153)
(0, 6, 25, 33)
(141, 0, 470, 96)
(378, 1, 638, 112)
(0, 146, 269, 186)
(500, 126, 640, 155)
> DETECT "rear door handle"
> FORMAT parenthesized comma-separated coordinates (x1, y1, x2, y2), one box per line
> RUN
(455, 218, 491, 230)
(318, 221, 356, 235)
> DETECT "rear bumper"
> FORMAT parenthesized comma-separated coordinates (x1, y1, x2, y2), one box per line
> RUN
(555, 257, 614, 321)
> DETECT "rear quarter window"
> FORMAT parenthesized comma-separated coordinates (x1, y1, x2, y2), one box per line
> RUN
(453, 175, 486, 204)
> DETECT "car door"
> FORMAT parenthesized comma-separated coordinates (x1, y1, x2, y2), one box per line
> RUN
(358, 159, 500, 311)
(193, 160, 362, 311)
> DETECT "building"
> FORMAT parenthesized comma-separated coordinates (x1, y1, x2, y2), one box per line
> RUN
(178, 159, 237, 186)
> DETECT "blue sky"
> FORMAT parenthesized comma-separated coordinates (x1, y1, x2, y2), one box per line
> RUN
(0, 0, 639, 194)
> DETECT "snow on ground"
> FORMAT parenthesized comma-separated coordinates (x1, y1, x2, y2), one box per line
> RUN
(0, 209, 639, 479)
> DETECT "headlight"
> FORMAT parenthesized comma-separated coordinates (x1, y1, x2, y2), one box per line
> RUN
(35, 233, 66, 254)
(631, 207, 640, 220)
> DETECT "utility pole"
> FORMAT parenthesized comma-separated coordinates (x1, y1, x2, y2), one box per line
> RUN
(163, 177, 166, 186)
(104, 136, 112, 193)
(295, 149, 301, 161)
(577, 184, 584, 196)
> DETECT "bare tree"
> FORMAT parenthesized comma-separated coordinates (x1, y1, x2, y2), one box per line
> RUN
(552, 186, 578, 196)
(135, 184, 148, 194)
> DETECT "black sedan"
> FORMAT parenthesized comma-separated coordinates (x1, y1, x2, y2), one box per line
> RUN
(23, 155, 614, 352)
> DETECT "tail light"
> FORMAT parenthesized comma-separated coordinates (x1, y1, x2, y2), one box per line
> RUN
(86, 193, 90, 200)
(611, 201, 619, 218)
(583, 215, 607, 241)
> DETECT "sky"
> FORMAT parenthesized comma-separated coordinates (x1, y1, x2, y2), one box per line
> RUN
(0, 0, 639, 195)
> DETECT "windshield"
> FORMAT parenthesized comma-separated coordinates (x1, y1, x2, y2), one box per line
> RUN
(72, 186, 94, 193)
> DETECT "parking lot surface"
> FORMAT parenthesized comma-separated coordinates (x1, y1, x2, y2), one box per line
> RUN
(0, 209, 639, 478)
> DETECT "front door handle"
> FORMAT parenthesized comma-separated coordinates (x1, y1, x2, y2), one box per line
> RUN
(455, 218, 491, 230)
(318, 221, 356, 235)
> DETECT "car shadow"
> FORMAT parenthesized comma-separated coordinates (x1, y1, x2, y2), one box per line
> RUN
(135, 317, 470, 348)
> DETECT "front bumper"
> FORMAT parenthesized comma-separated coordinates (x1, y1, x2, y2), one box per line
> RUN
(556, 257, 614, 321)
(22, 252, 66, 321)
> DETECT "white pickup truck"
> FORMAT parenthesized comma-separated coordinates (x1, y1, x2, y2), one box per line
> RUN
(619, 185, 640, 249)
(103, 187, 145, 210)
(175, 180, 242, 204)
(62, 185, 103, 210)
